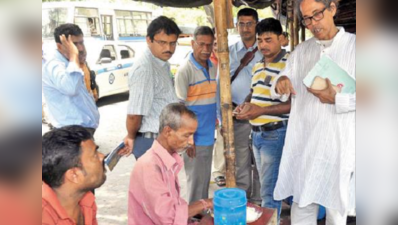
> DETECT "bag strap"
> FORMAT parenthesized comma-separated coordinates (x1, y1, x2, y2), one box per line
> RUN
(230, 47, 258, 84)
(86, 62, 97, 91)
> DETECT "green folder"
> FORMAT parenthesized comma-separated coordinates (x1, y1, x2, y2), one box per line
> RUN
(303, 56, 356, 94)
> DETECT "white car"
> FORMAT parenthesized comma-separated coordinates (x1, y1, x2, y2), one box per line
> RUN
(85, 40, 137, 99)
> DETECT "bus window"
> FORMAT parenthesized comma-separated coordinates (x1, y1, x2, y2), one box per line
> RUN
(42, 8, 68, 39)
(74, 7, 100, 37)
(132, 12, 151, 37)
(101, 15, 114, 40)
(116, 10, 152, 39)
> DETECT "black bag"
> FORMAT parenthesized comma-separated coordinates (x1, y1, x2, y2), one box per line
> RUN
(89, 70, 97, 91)
(86, 63, 98, 91)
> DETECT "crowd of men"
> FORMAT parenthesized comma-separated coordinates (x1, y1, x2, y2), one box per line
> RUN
(41, 0, 355, 224)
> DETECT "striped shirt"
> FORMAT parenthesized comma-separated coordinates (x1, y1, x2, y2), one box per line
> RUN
(250, 50, 289, 126)
(127, 47, 178, 133)
(175, 54, 217, 146)
(271, 27, 356, 214)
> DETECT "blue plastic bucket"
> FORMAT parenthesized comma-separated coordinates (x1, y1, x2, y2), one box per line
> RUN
(213, 188, 247, 225)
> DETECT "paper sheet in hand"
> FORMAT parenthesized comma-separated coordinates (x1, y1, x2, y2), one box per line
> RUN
(303, 56, 355, 94)
(104, 142, 125, 171)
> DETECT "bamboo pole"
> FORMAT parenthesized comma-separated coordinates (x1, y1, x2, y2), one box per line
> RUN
(301, 25, 306, 42)
(213, 0, 236, 188)
(226, 0, 234, 29)
(293, 1, 299, 47)
(287, 0, 295, 51)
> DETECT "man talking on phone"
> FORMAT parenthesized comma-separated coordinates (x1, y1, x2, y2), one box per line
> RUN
(42, 24, 100, 136)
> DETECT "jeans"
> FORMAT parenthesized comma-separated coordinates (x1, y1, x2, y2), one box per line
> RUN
(252, 125, 287, 223)
(133, 135, 154, 159)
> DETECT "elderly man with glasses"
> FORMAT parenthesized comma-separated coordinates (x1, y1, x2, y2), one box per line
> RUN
(122, 16, 181, 159)
(270, 0, 356, 224)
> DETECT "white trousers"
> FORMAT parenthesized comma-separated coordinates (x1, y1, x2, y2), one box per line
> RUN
(291, 202, 348, 225)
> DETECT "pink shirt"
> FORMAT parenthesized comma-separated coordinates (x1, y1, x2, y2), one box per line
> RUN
(128, 141, 189, 225)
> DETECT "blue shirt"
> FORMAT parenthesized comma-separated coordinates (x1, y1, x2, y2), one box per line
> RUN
(42, 51, 100, 129)
(216, 40, 263, 121)
(175, 54, 217, 146)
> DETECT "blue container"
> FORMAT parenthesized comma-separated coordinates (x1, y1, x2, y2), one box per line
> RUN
(213, 188, 247, 225)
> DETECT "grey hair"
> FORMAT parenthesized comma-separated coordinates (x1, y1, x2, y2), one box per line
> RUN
(193, 26, 214, 41)
(295, 0, 340, 19)
(159, 103, 197, 132)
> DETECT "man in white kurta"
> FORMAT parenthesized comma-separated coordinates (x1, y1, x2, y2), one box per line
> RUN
(270, 0, 355, 224)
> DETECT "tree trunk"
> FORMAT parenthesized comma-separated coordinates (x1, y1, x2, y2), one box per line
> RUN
(213, 0, 236, 188)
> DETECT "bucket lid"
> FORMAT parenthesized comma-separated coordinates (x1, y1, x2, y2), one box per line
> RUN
(213, 188, 247, 207)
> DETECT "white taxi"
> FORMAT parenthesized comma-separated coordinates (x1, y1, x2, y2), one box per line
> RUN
(85, 41, 137, 99)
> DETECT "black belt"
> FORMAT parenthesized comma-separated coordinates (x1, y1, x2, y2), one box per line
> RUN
(137, 132, 158, 139)
(252, 121, 288, 132)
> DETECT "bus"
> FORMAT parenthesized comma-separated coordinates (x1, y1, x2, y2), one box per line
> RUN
(42, 2, 161, 42)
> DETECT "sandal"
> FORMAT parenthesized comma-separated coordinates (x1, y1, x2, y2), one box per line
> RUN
(215, 176, 226, 187)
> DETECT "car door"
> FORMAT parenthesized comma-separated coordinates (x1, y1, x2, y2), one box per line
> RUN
(116, 44, 135, 93)
(96, 44, 122, 98)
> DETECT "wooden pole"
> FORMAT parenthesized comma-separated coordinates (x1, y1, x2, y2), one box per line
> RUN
(213, 0, 236, 188)
(301, 25, 306, 43)
(287, 0, 295, 51)
(293, 0, 300, 47)
(226, 0, 234, 29)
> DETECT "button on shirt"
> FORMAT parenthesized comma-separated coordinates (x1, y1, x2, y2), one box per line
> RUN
(127, 48, 178, 133)
(42, 51, 100, 129)
(128, 141, 188, 225)
(42, 183, 98, 225)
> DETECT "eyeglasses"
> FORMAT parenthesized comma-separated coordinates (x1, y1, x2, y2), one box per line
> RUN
(153, 39, 178, 48)
(301, 6, 329, 26)
(194, 41, 213, 49)
(237, 22, 256, 28)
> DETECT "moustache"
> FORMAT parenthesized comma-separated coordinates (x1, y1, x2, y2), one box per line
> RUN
(260, 48, 270, 52)
(163, 51, 173, 55)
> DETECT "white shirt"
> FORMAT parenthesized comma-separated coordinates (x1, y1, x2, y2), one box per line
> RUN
(271, 27, 356, 214)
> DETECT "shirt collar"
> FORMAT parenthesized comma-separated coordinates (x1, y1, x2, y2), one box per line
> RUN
(42, 183, 96, 220)
(237, 40, 258, 52)
(152, 140, 184, 171)
(55, 50, 70, 64)
(272, 49, 287, 63)
(145, 47, 169, 68)
(189, 53, 213, 70)
(316, 26, 346, 47)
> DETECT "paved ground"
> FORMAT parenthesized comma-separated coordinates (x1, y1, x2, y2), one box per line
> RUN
(42, 92, 355, 225)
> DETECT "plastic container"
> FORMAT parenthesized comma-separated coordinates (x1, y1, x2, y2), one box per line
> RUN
(213, 188, 247, 225)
